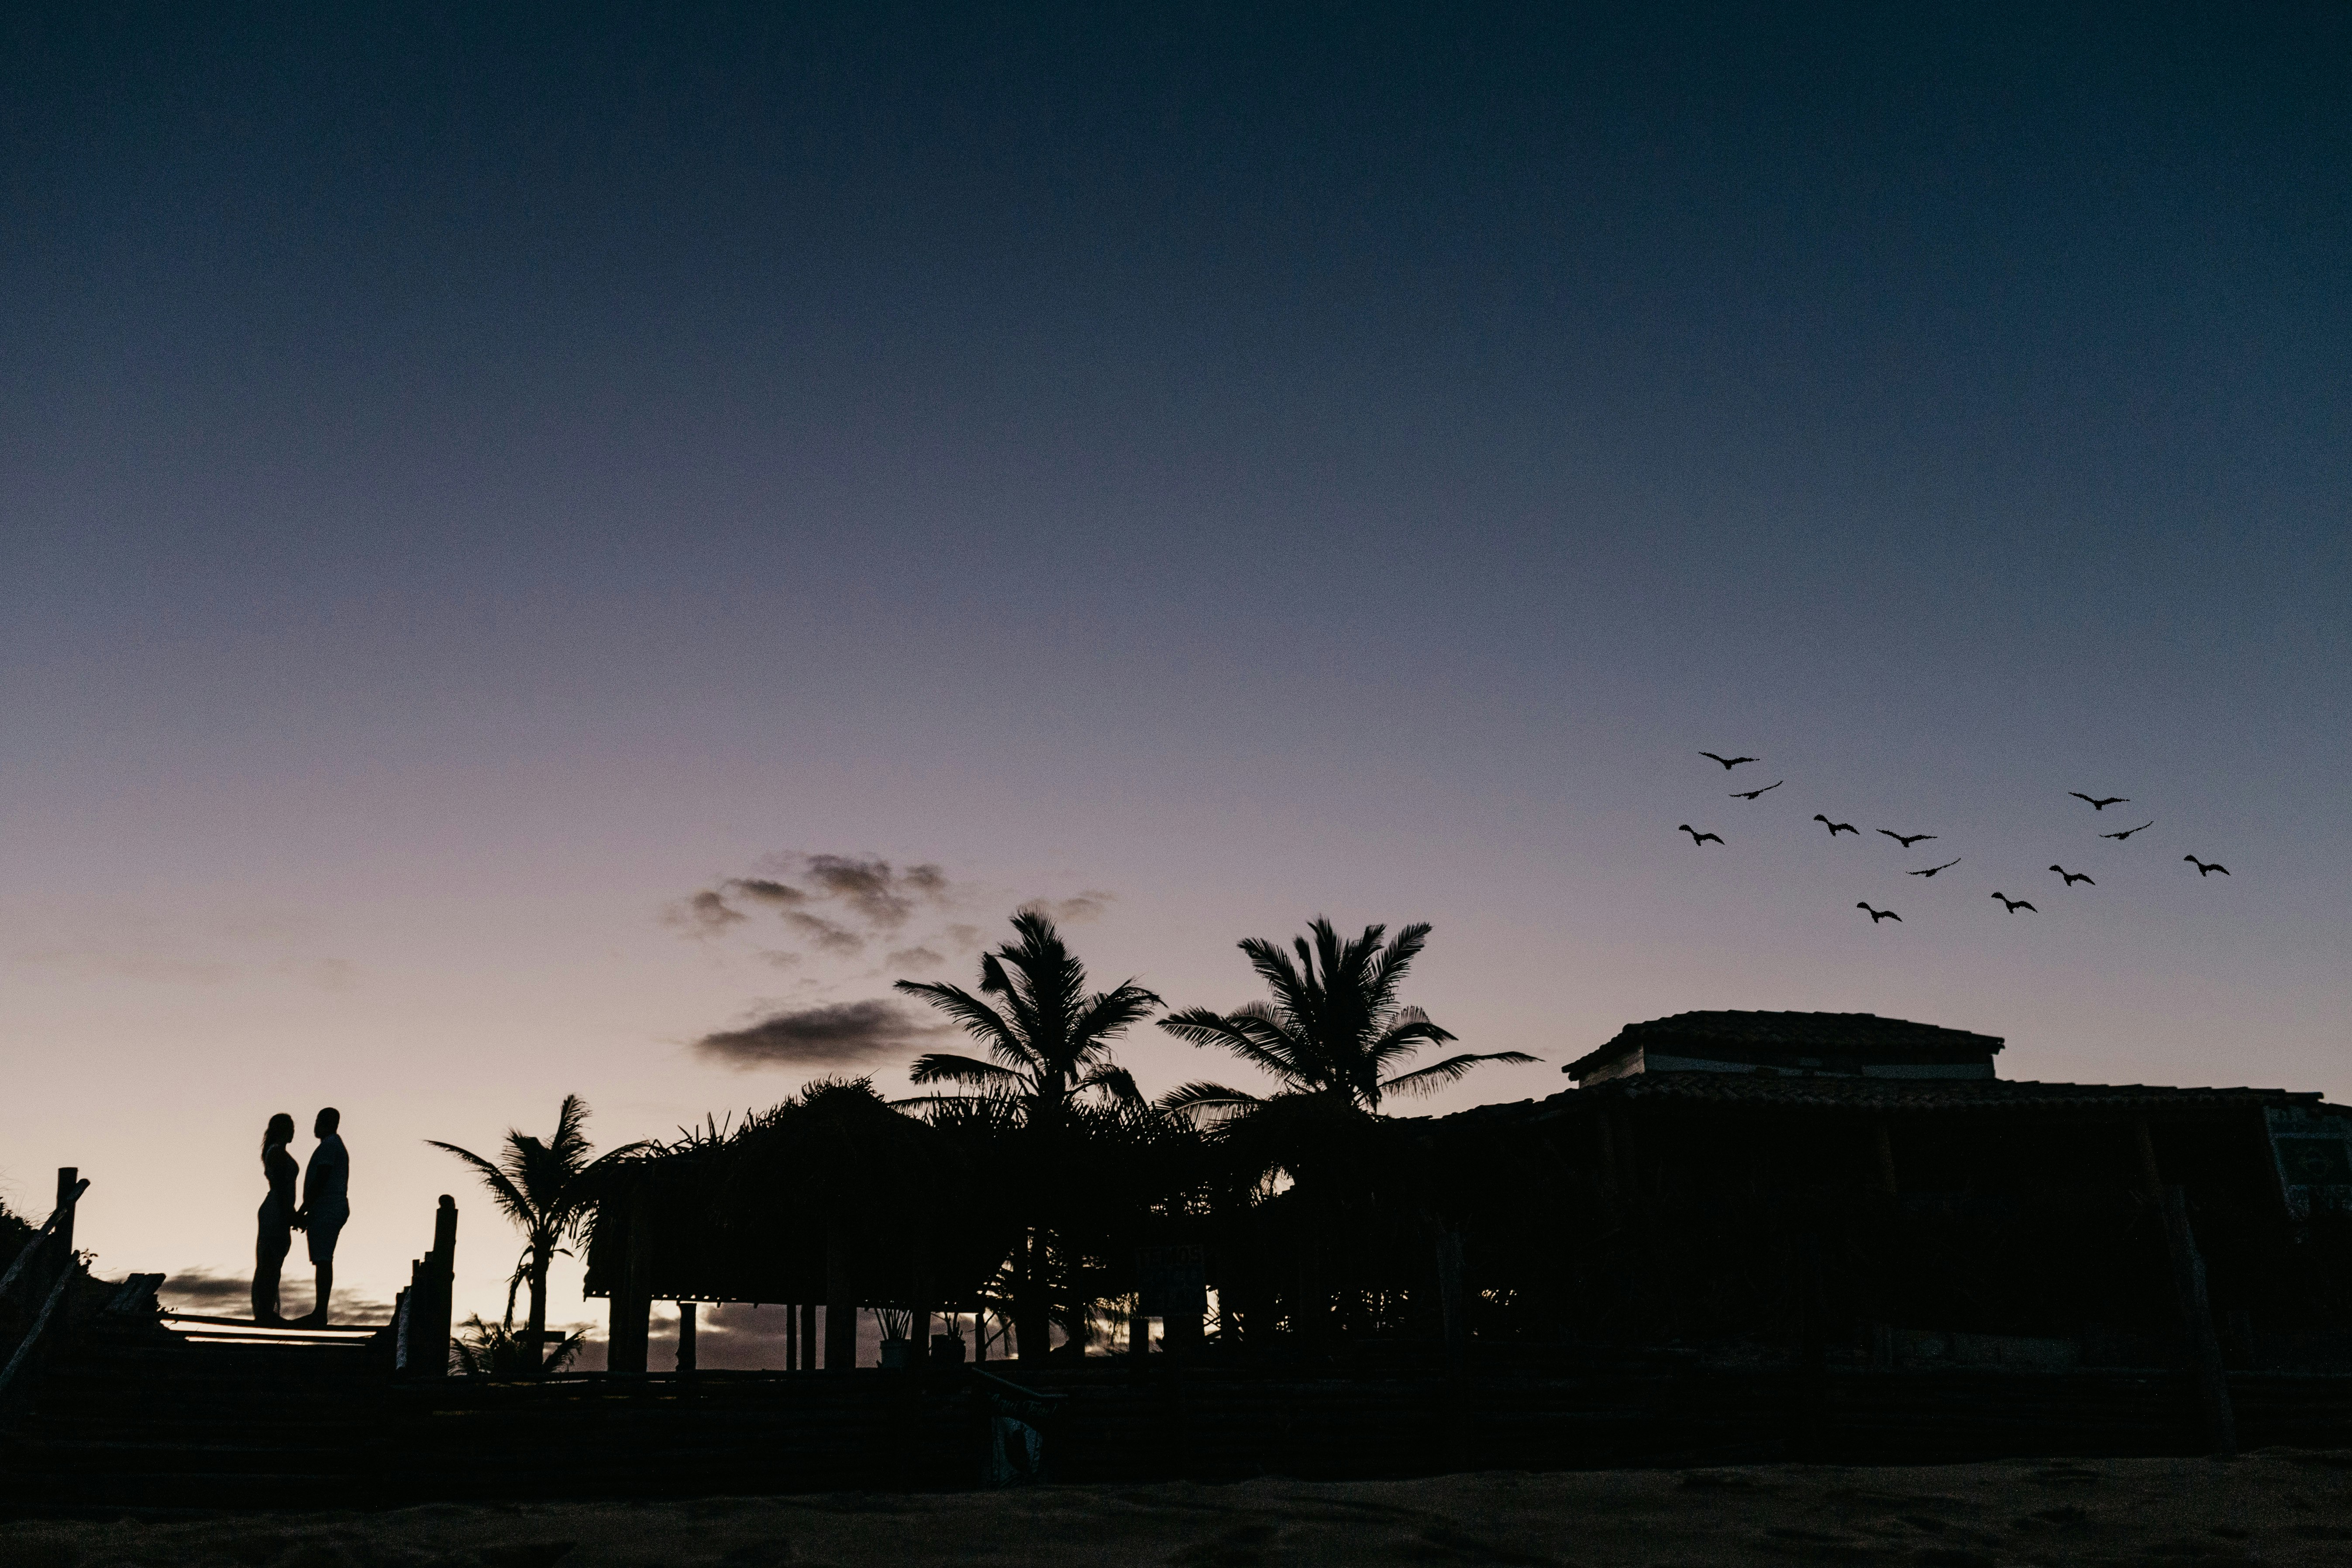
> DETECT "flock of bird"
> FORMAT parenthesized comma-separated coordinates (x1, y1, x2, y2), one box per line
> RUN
(1677, 753, 2232, 926)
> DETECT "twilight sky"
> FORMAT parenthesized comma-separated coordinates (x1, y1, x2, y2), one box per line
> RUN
(4, 4, 2348, 1356)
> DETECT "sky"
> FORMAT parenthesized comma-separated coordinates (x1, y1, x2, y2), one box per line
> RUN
(3, 3, 2348, 1361)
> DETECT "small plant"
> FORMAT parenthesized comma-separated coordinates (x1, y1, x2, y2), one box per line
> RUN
(451, 1313, 584, 1378)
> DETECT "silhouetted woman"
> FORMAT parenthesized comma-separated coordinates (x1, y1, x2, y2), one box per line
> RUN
(255, 1113, 300, 1325)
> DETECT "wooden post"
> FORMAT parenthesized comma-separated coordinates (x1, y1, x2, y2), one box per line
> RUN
(824, 1223, 857, 1369)
(53, 1168, 77, 1262)
(46, 1168, 79, 1323)
(607, 1182, 654, 1374)
(676, 1302, 697, 1372)
(423, 1195, 457, 1379)
(799, 1300, 819, 1370)
(1435, 1227, 1467, 1374)
(783, 1301, 796, 1369)
(2160, 1184, 2237, 1455)
(403, 1265, 426, 1376)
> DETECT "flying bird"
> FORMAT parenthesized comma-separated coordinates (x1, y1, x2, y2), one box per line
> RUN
(2070, 793, 2130, 810)
(1990, 893, 2036, 913)
(1857, 902, 1902, 924)
(2049, 865, 2095, 887)
(1813, 815, 1859, 837)
(1701, 752, 1759, 770)
(2184, 855, 2231, 877)
(1908, 857, 1963, 877)
(1677, 824, 1724, 846)
(1877, 829, 1937, 848)
(1731, 780, 1784, 800)
(2100, 820, 2156, 841)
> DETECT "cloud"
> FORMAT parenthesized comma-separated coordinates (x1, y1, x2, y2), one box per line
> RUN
(726, 878, 806, 906)
(794, 855, 949, 929)
(160, 1268, 251, 1309)
(694, 999, 947, 1069)
(885, 945, 944, 972)
(943, 924, 986, 951)
(666, 889, 748, 936)
(783, 912, 866, 954)
(674, 854, 961, 955)
(1022, 890, 1116, 924)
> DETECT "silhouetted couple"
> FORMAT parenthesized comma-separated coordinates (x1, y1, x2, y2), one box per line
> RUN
(254, 1108, 349, 1327)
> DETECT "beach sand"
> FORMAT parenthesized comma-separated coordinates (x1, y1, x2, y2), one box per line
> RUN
(6, 1451, 2350, 1566)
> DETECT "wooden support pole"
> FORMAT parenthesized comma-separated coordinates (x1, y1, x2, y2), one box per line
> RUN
(824, 1225, 857, 1369)
(2160, 1184, 2237, 1456)
(607, 1183, 654, 1374)
(1435, 1227, 1467, 1374)
(676, 1302, 696, 1373)
(53, 1168, 78, 1264)
(800, 1300, 819, 1370)
(425, 1195, 457, 1379)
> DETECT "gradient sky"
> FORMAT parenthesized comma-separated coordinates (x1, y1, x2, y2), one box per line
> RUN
(4, 4, 2348, 1356)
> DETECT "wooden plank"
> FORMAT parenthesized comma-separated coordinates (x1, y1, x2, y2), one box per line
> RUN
(0, 1260, 77, 1406)
(162, 1311, 386, 1332)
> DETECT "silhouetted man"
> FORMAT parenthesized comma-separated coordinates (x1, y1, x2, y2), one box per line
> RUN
(296, 1107, 349, 1327)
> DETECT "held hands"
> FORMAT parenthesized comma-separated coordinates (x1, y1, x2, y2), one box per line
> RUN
(292, 1208, 310, 1233)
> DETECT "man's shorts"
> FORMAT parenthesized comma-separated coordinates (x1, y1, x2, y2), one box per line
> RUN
(307, 1207, 348, 1264)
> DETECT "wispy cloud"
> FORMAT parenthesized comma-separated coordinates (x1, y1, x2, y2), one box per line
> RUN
(693, 999, 947, 1069)
(767, 854, 951, 929)
(666, 888, 749, 936)
(1021, 890, 1115, 924)
(671, 853, 961, 956)
(160, 1268, 250, 1309)
(783, 911, 866, 954)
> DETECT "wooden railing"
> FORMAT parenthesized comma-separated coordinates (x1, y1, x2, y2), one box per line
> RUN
(0, 1168, 92, 1416)
(390, 1195, 459, 1378)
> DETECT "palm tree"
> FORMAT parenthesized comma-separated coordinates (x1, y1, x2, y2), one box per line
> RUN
(1157, 918, 1537, 1119)
(896, 910, 1161, 1358)
(427, 1095, 649, 1373)
(896, 910, 1162, 1121)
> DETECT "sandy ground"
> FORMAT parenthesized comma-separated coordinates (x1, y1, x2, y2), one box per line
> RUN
(6, 1452, 2352, 1567)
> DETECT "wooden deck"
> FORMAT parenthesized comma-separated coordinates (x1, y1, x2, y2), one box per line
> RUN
(9, 1320, 2352, 1516)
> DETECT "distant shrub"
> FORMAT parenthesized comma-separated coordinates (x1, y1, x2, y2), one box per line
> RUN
(451, 1313, 585, 1378)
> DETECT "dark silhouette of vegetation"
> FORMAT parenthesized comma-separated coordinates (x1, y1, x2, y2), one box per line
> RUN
(896, 910, 1161, 1115)
(1157, 919, 1535, 1119)
(453, 1312, 585, 1377)
(895, 911, 1162, 1359)
(429, 1095, 648, 1374)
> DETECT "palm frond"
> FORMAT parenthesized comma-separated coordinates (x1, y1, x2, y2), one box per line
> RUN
(908, 1052, 1025, 1087)
(1067, 982, 1163, 1058)
(1364, 921, 1433, 1012)
(1378, 1050, 1542, 1097)
(1156, 1006, 1318, 1088)
(1157, 1081, 1270, 1128)
(1075, 1063, 1144, 1107)
(425, 1141, 537, 1230)
(894, 979, 1036, 1073)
